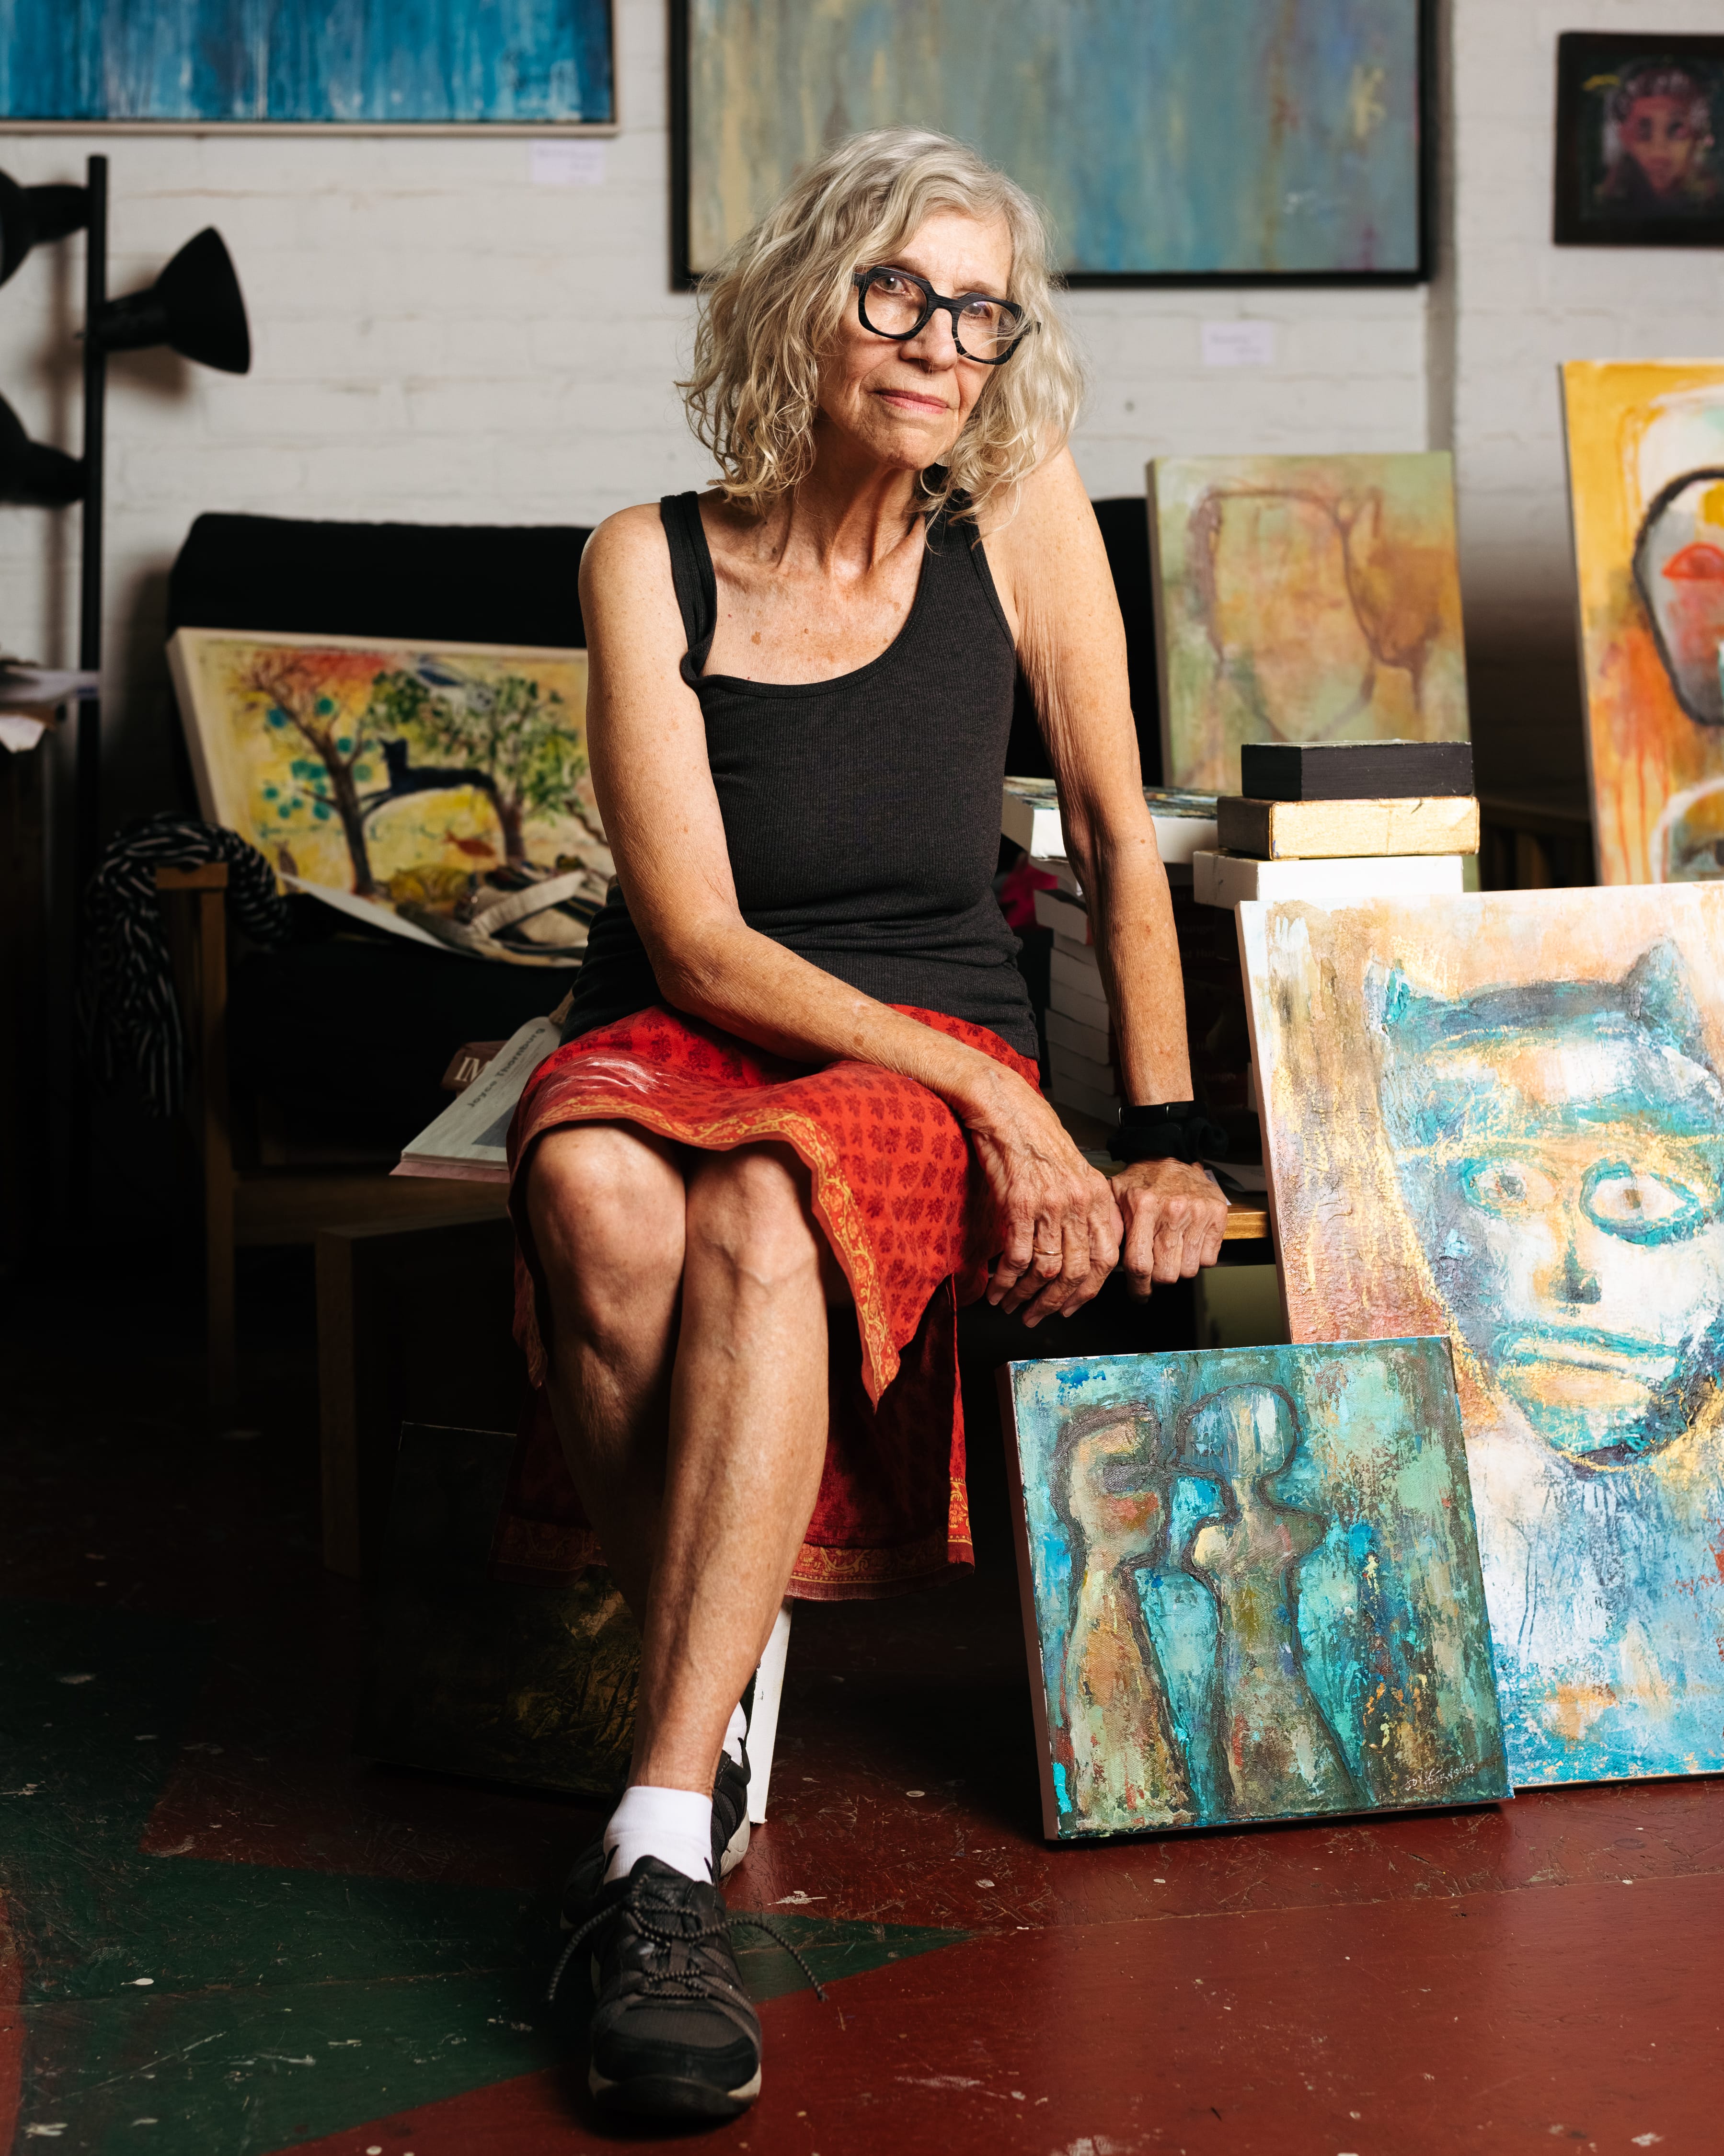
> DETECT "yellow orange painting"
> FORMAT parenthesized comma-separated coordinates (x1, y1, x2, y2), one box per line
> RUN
(1562, 361, 1724, 885)
(1149, 452, 1471, 793)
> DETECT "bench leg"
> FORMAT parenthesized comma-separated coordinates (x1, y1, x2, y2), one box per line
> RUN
(745, 1602, 794, 1825)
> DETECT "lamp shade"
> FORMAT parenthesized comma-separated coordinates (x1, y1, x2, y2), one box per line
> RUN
(93, 227, 250, 375)
(0, 172, 90, 289)
(0, 392, 83, 506)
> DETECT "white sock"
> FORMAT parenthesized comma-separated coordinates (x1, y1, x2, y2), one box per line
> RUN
(723, 1703, 747, 1767)
(603, 1784, 714, 1884)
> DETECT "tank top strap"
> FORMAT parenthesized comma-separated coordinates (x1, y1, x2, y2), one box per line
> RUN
(659, 492, 718, 680)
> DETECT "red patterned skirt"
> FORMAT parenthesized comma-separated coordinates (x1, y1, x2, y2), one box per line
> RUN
(500, 1003, 1038, 1600)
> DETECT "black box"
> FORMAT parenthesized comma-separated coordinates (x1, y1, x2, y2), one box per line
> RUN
(1240, 740, 1474, 802)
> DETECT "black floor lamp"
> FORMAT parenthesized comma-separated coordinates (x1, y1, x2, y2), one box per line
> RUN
(0, 153, 251, 1222)
(0, 152, 251, 902)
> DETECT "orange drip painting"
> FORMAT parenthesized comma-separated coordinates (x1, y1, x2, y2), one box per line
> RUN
(1562, 361, 1724, 885)
(1149, 452, 1471, 793)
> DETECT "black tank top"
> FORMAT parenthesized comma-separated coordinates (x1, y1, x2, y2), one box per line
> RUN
(559, 491, 1037, 1060)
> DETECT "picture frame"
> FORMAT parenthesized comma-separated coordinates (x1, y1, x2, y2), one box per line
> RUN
(0, 0, 618, 134)
(671, 0, 1433, 289)
(1553, 32, 1724, 249)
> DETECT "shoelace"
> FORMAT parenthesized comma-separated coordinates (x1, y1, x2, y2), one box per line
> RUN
(547, 1892, 828, 2006)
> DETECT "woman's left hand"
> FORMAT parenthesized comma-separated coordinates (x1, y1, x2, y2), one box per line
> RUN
(1110, 1158, 1230, 1297)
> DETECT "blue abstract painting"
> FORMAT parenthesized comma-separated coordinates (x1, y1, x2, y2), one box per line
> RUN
(682, 0, 1422, 278)
(1001, 1340, 1510, 1840)
(1242, 885, 1724, 1789)
(0, 0, 614, 125)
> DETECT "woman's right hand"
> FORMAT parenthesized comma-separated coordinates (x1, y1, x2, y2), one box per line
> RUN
(962, 1065, 1124, 1326)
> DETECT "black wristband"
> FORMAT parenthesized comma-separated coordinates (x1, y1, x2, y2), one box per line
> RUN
(1105, 1100, 1229, 1166)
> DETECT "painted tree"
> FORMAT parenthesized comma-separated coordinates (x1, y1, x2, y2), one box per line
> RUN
(239, 652, 380, 895)
(367, 663, 586, 864)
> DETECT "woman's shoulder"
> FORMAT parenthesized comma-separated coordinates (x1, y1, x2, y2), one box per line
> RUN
(577, 501, 682, 606)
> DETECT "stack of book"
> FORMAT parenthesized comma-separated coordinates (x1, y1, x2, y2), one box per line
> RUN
(1034, 866, 1119, 1125)
(1002, 778, 1220, 1130)
(1192, 741, 1478, 909)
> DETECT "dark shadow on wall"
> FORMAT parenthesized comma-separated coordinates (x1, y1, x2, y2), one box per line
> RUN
(1464, 622, 1590, 809)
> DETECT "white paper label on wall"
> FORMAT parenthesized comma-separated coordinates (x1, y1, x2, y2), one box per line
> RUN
(1201, 320, 1277, 368)
(529, 140, 607, 187)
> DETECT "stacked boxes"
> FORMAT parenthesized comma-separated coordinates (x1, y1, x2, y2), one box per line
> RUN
(1034, 870, 1118, 1126)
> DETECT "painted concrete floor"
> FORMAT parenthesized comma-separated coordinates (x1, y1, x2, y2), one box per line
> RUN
(1, 1256, 1720, 2156)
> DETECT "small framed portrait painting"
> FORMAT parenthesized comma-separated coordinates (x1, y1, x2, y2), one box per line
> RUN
(1554, 32, 1724, 247)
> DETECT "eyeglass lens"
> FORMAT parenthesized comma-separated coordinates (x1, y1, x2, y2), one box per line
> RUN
(859, 270, 1018, 360)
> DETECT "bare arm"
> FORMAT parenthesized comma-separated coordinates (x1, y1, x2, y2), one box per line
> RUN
(985, 450, 1227, 1291)
(577, 504, 1120, 1320)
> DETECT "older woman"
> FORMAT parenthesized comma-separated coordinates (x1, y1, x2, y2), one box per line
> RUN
(515, 127, 1227, 2119)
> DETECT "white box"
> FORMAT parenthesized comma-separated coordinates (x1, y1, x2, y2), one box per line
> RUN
(1050, 1041, 1117, 1097)
(1049, 947, 1108, 1024)
(1003, 781, 1218, 866)
(1048, 1072, 1121, 1126)
(1046, 1007, 1111, 1063)
(1034, 886, 1092, 946)
(1192, 850, 1467, 911)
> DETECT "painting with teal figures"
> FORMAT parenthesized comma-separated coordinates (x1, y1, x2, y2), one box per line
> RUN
(1000, 1341, 1511, 1841)
(1241, 886, 1724, 1790)
(679, 0, 1424, 281)
(0, 0, 614, 125)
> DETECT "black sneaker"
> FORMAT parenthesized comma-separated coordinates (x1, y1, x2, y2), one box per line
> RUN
(559, 1738, 752, 1930)
(563, 1855, 765, 2120)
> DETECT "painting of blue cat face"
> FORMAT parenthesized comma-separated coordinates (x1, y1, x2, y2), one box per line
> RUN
(1242, 886, 1724, 1788)
(1374, 943, 1724, 1468)
(1000, 1341, 1510, 1841)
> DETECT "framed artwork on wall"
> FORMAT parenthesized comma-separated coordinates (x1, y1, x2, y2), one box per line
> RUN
(671, 0, 1430, 287)
(1554, 32, 1724, 248)
(0, 0, 617, 132)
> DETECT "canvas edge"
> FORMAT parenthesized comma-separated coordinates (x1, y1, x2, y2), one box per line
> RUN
(166, 625, 588, 664)
(165, 626, 234, 829)
(1146, 459, 1180, 791)
(1556, 361, 1615, 883)
(1233, 899, 1295, 1344)
(995, 1362, 1066, 1843)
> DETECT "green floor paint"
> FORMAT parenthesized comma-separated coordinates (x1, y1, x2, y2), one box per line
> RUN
(2, 1602, 965, 2154)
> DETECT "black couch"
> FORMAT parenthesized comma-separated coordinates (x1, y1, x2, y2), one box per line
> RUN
(167, 499, 1163, 1153)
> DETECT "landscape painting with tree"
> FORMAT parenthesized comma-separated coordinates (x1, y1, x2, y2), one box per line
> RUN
(169, 629, 608, 962)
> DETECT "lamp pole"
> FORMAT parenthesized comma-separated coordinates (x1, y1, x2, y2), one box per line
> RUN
(69, 153, 106, 1219)
(76, 152, 106, 904)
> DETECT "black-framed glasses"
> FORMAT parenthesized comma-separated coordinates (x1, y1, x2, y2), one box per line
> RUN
(853, 266, 1027, 364)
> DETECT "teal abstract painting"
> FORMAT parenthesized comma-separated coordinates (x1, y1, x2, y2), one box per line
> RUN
(1000, 1340, 1510, 1840)
(0, 0, 614, 124)
(680, 0, 1423, 279)
(1242, 886, 1724, 1789)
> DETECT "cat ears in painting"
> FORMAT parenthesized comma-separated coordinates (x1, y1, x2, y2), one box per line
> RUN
(1363, 938, 1712, 1067)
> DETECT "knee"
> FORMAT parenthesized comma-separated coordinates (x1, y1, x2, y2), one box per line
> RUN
(686, 1146, 822, 1296)
(526, 1126, 684, 1320)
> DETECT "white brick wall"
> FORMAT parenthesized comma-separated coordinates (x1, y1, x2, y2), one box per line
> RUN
(2, 0, 1719, 822)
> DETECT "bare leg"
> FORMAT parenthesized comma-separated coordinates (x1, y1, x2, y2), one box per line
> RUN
(630, 1143, 831, 1794)
(524, 1122, 688, 1618)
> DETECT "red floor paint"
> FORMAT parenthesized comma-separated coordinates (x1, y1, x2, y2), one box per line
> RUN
(0, 1898, 23, 2155)
(268, 1868, 1724, 2156)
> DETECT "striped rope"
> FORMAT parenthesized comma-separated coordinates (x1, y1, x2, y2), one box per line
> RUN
(80, 813, 290, 1118)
